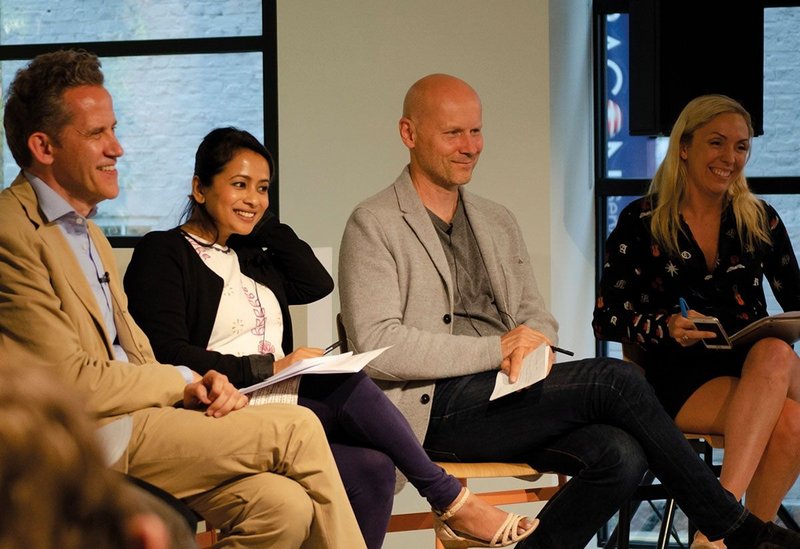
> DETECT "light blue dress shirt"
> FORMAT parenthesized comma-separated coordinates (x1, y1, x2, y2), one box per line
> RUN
(27, 172, 129, 361)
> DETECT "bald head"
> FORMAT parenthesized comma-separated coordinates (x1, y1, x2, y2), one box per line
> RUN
(398, 74, 484, 197)
(402, 74, 481, 122)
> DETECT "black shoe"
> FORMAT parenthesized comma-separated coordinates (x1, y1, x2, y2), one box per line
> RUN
(753, 522, 800, 548)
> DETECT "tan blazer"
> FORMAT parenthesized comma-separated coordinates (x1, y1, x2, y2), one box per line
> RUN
(0, 174, 185, 418)
(0, 176, 368, 547)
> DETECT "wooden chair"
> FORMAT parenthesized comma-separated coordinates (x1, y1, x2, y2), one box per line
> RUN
(195, 526, 217, 548)
(388, 462, 567, 549)
(194, 466, 565, 549)
(335, 313, 567, 547)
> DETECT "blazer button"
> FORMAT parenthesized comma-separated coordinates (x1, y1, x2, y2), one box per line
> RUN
(420, 394, 431, 404)
(442, 314, 452, 324)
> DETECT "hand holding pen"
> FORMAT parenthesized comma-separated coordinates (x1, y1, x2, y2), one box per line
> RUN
(550, 345, 574, 357)
(670, 297, 694, 346)
(500, 325, 573, 382)
(275, 345, 337, 374)
(672, 297, 716, 347)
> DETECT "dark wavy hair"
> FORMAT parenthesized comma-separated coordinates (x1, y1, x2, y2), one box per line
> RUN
(182, 127, 275, 242)
(4, 49, 104, 168)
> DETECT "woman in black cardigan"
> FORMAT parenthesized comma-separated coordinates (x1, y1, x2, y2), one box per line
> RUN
(124, 127, 536, 549)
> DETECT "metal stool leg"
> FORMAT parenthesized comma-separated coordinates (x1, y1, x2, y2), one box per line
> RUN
(617, 499, 632, 549)
(778, 504, 800, 531)
(656, 498, 677, 549)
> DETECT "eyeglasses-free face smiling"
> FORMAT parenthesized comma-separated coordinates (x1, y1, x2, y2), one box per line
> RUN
(404, 85, 484, 192)
(48, 85, 124, 216)
(680, 112, 750, 200)
(191, 148, 271, 245)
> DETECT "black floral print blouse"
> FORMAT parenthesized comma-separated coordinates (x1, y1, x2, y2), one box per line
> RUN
(593, 196, 800, 349)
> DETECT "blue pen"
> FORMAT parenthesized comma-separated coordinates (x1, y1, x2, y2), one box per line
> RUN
(679, 297, 689, 318)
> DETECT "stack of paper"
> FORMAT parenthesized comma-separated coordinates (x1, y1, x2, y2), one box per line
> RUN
(241, 346, 391, 399)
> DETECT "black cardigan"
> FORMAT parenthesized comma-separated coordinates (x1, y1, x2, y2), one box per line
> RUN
(124, 213, 334, 387)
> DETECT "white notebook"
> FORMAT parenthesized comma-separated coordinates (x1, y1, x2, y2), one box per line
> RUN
(241, 347, 391, 406)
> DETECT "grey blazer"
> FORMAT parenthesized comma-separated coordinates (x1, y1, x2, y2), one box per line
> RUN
(339, 167, 558, 445)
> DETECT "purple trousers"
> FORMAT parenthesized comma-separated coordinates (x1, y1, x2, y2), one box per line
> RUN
(299, 371, 461, 549)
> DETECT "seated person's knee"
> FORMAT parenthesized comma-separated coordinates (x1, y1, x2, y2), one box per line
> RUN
(247, 476, 314, 542)
(596, 428, 648, 486)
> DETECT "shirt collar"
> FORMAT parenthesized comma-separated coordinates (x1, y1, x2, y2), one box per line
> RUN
(25, 171, 98, 222)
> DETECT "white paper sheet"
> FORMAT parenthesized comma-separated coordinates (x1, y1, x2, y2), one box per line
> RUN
(489, 344, 552, 401)
(240, 346, 391, 395)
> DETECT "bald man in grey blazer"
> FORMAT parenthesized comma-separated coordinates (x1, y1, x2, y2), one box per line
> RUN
(339, 73, 800, 549)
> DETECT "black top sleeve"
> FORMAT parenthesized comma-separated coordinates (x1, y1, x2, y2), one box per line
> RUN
(231, 212, 334, 306)
(125, 218, 334, 388)
(124, 230, 269, 387)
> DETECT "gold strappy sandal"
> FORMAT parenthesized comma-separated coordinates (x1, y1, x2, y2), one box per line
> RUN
(433, 488, 539, 548)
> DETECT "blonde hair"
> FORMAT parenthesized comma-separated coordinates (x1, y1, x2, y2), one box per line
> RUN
(647, 94, 770, 256)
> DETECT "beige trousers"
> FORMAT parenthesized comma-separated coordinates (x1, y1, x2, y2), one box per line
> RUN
(126, 404, 366, 549)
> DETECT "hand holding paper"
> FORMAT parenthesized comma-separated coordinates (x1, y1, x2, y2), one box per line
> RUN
(490, 344, 552, 401)
(241, 346, 391, 395)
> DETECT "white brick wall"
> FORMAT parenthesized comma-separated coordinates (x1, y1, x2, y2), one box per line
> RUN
(749, 7, 800, 177)
(0, 0, 261, 43)
(0, 1, 265, 235)
(1, 4, 799, 239)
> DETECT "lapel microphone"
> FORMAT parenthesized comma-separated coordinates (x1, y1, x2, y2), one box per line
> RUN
(98, 272, 110, 284)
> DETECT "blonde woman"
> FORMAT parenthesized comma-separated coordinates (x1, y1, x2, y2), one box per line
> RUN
(594, 95, 800, 548)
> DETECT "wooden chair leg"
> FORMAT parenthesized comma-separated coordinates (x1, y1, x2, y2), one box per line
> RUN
(195, 530, 217, 548)
(195, 521, 218, 548)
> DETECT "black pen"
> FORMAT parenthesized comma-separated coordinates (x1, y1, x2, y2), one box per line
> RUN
(323, 340, 344, 355)
(550, 345, 574, 357)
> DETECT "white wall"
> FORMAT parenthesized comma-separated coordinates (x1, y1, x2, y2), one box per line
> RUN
(548, 2, 596, 358)
(109, 0, 596, 349)
(276, 0, 554, 314)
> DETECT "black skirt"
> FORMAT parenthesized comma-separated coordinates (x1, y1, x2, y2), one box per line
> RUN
(639, 343, 753, 418)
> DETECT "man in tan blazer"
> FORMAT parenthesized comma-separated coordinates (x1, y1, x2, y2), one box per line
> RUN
(0, 49, 365, 549)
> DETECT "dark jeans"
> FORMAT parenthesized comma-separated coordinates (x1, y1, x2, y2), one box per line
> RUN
(299, 371, 462, 549)
(423, 357, 748, 549)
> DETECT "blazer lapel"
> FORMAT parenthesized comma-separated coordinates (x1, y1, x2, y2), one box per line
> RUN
(10, 177, 111, 348)
(393, 169, 454, 301)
